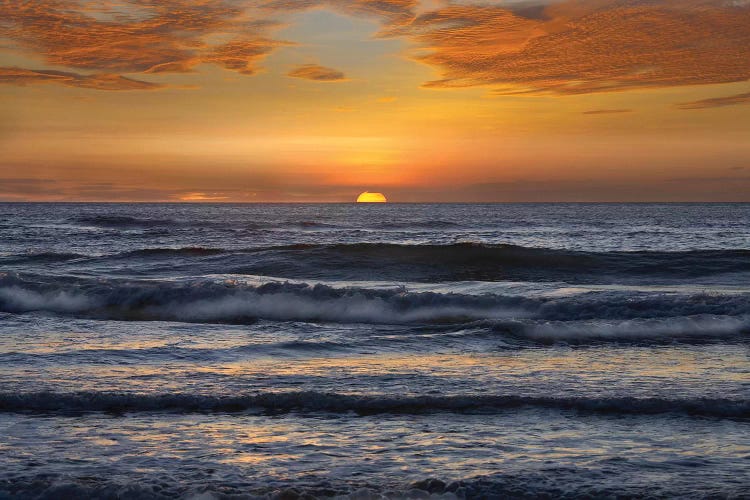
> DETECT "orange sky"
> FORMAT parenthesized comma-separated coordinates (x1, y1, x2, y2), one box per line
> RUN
(1, 0, 749, 202)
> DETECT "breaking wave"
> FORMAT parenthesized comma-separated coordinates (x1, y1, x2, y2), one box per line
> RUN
(0, 274, 748, 344)
(0, 273, 531, 325)
(0, 391, 746, 418)
(488, 315, 750, 345)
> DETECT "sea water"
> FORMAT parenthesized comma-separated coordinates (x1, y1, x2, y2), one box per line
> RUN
(0, 203, 748, 498)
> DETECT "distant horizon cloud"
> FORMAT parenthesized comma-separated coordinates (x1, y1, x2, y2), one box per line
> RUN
(3, 175, 750, 203)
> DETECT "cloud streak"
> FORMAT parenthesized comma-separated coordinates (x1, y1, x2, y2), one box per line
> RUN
(0, 67, 164, 90)
(288, 64, 347, 81)
(261, 0, 418, 24)
(676, 92, 750, 110)
(582, 109, 633, 115)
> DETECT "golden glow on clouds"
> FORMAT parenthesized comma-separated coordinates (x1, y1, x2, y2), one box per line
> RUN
(1, 0, 749, 201)
(406, 1, 750, 94)
(3, 0, 749, 93)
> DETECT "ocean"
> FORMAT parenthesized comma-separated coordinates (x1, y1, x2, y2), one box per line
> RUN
(0, 202, 748, 499)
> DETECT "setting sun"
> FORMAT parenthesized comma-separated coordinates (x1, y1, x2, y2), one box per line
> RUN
(356, 192, 387, 203)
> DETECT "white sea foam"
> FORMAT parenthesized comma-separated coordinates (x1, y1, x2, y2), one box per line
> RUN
(1, 275, 749, 344)
(513, 315, 750, 341)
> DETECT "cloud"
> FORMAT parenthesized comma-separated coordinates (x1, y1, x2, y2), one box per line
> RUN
(395, 0, 750, 95)
(178, 192, 231, 201)
(2, 0, 221, 73)
(0, 67, 164, 90)
(664, 175, 750, 183)
(0, 0, 286, 89)
(0, 178, 60, 199)
(676, 91, 750, 110)
(449, 176, 750, 202)
(288, 64, 348, 81)
(0, 177, 246, 202)
(261, 0, 418, 24)
(205, 38, 293, 75)
(2, 0, 750, 95)
(582, 109, 633, 115)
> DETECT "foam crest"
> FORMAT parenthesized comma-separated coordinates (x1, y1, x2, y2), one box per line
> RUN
(530, 314, 742, 346)
(500, 315, 750, 343)
(1, 275, 750, 343)
(0, 274, 532, 325)
(0, 285, 93, 313)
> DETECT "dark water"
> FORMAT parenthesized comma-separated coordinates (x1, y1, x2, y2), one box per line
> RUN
(0, 203, 748, 498)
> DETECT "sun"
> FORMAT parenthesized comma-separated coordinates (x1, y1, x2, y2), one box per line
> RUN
(356, 192, 387, 203)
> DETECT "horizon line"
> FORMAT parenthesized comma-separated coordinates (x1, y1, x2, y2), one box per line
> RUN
(2, 200, 750, 205)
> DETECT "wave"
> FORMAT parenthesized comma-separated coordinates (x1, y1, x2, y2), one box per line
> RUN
(121, 247, 226, 258)
(489, 315, 750, 345)
(0, 391, 746, 418)
(374, 220, 461, 229)
(73, 215, 464, 231)
(0, 251, 86, 264)
(291, 220, 338, 229)
(1, 274, 749, 341)
(0, 247, 226, 264)
(255, 243, 750, 281)
(74, 215, 180, 228)
(0, 339, 351, 364)
(6, 243, 750, 282)
(0, 273, 531, 325)
(3, 471, 746, 500)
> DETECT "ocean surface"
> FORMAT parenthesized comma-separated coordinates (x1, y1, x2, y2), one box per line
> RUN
(0, 202, 748, 499)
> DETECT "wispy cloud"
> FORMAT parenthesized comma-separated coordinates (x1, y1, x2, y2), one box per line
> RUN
(582, 109, 633, 115)
(261, 0, 418, 24)
(288, 64, 347, 81)
(676, 92, 750, 110)
(0, 67, 164, 90)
